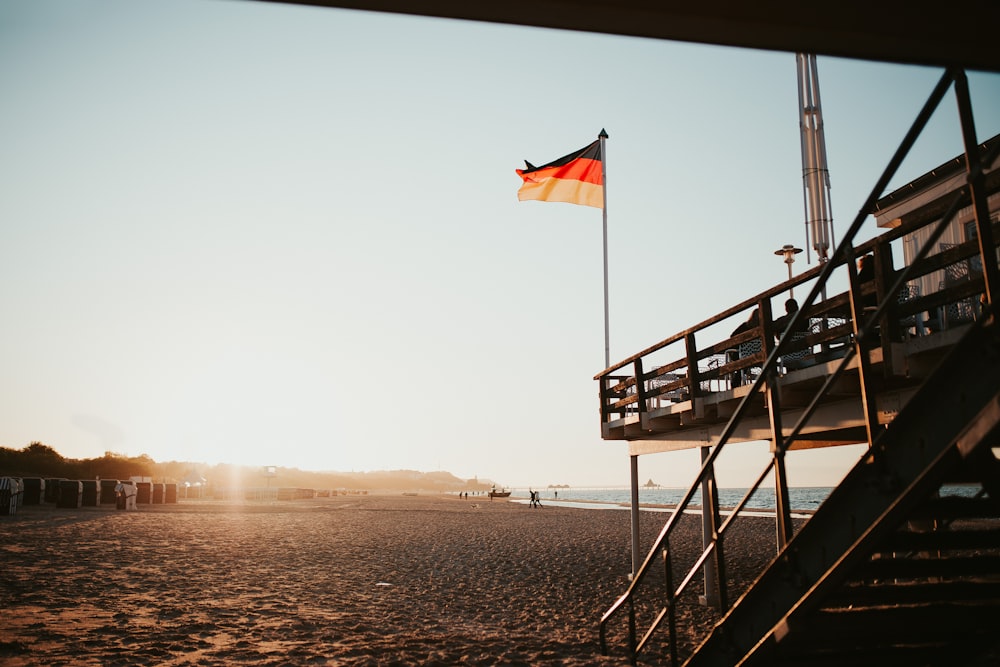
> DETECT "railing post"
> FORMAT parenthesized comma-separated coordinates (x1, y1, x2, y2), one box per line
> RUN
(634, 358, 647, 419)
(873, 241, 899, 374)
(699, 445, 724, 609)
(599, 374, 622, 424)
(954, 69, 999, 309)
(599, 376, 610, 424)
(772, 447, 793, 550)
(763, 298, 794, 548)
(664, 547, 678, 667)
(846, 242, 884, 453)
(627, 596, 637, 665)
(685, 332, 701, 401)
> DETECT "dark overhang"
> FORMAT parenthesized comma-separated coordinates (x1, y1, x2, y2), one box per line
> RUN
(254, 1, 1000, 72)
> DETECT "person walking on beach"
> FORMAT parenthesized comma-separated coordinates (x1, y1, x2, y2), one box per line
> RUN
(114, 481, 126, 510)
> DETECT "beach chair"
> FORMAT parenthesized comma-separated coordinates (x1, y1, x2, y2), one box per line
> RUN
(736, 338, 762, 386)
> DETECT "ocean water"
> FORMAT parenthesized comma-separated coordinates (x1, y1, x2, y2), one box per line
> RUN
(498, 484, 984, 513)
(517, 487, 831, 512)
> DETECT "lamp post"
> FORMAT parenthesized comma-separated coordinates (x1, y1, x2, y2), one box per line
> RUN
(774, 244, 803, 298)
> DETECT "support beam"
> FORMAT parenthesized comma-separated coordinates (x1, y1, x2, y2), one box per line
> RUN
(630, 455, 640, 578)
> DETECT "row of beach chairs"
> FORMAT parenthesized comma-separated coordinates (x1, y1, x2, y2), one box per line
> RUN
(0, 477, 178, 515)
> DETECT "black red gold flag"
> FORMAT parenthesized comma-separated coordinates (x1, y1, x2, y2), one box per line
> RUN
(515, 140, 603, 208)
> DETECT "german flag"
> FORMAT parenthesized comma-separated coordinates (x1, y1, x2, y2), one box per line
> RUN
(516, 139, 603, 208)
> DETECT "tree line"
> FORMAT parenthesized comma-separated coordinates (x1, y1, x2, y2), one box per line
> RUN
(0, 442, 492, 492)
(0, 442, 155, 480)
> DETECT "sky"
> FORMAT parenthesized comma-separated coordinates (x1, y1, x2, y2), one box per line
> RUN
(2, 0, 999, 489)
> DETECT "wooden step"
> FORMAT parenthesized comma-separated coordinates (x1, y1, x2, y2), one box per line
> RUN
(768, 640, 997, 667)
(881, 526, 1000, 552)
(775, 601, 1000, 649)
(856, 554, 1000, 580)
(910, 496, 1000, 521)
(827, 578, 1000, 606)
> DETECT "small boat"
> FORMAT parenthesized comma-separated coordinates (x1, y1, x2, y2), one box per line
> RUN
(489, 489, 511, 499)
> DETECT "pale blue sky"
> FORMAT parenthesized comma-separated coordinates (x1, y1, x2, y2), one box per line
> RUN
(2, 0, 998, 487)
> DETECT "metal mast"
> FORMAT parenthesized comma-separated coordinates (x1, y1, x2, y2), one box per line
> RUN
(796, 53, 835, 264)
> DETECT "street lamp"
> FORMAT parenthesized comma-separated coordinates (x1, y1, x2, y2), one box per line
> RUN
(774, 244, 803, 297)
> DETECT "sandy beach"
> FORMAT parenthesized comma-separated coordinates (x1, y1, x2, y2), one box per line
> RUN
(0, 494, 787, 665)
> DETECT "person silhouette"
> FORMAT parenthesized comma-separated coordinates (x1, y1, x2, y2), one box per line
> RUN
(773, 298, 808, 339)
(731, 308, 760, 337)
(731, 308, 762, 385)
(857, 254, 877, 308)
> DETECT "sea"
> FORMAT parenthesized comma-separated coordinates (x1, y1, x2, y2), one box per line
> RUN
(483, 484, 983, 515)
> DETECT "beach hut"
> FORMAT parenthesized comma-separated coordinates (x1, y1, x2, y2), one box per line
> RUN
(80, 480, 100, 506)
(135, 482, 152, 504)
(57, 480, 83, 509)
(21, 478, 45, 505)
(0, 478, 23, 516)
(99, 480, 119, 505)
(44, 478, 65, 504)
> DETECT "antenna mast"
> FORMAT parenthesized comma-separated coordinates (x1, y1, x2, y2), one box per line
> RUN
(796, 53, 835, 264)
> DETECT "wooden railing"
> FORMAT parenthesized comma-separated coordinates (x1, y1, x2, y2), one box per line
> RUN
(597, 67, 1000, 665)
(597, 189, 999, 430)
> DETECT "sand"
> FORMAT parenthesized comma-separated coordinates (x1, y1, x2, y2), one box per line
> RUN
(0, 494, 787, 666)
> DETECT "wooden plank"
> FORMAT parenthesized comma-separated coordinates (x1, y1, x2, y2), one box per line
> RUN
(828, 579, 1000, 606)
(856, 554, 1000, 580)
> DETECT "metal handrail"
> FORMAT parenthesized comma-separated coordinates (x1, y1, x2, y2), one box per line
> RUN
(598, 67, 974, 664)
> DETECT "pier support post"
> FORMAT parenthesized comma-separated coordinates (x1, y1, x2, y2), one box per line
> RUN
(630, 455, 640, 578)
(700, 445, 723, 608)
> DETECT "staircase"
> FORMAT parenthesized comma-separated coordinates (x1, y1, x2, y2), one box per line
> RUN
(688, 315, 1000, 666)
(751, 492, 1000, 667)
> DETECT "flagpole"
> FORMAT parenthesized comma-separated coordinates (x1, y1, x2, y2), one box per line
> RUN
(599, 128, 610, 369)
(598, 128, 636, 578)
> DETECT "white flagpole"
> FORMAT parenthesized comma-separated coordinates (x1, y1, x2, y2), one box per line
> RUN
(599, 128, 610, 369)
